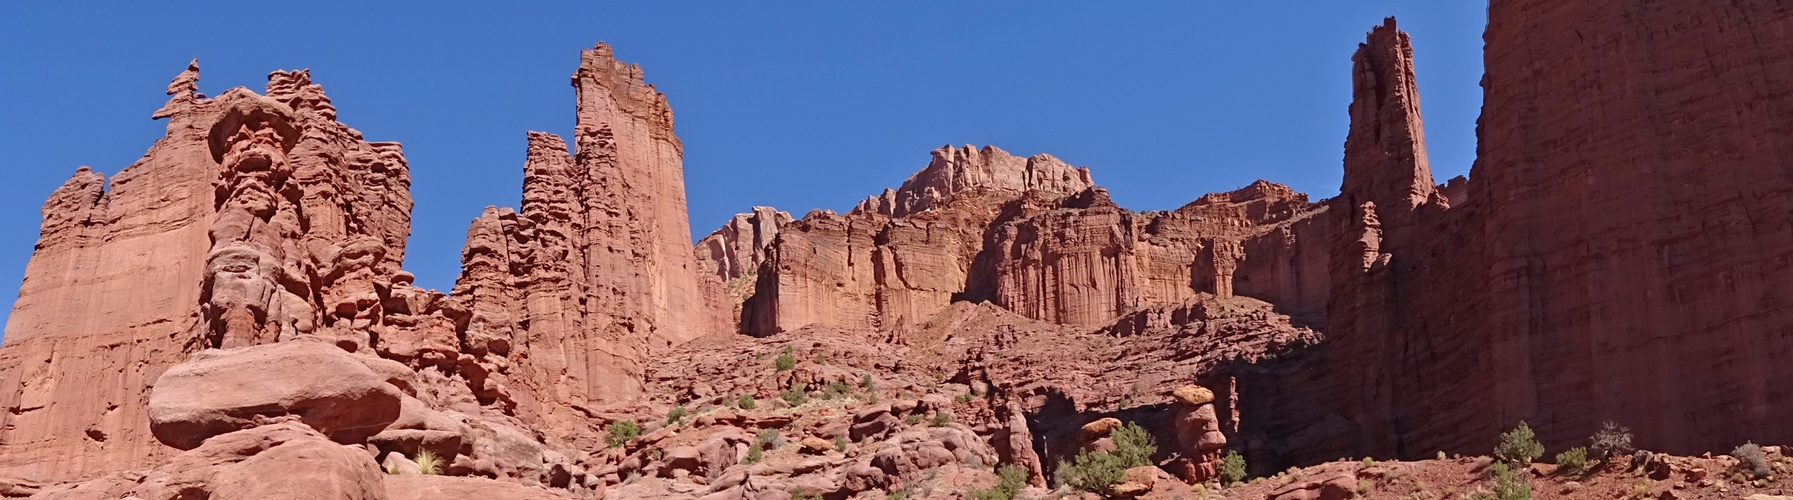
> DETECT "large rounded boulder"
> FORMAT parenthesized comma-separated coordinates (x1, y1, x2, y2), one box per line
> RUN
(149, 340, 404, 449)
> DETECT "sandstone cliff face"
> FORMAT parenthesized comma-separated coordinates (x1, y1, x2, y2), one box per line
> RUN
(0, 62, 420, 482)
(444, 44, 729, 436)
(1447, 0, 1793, 454)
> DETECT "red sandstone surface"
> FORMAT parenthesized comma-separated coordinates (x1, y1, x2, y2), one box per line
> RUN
(3, 1, 1793, 498)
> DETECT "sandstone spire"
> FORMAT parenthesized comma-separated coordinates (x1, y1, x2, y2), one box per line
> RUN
(1340, 17, 1435, 220)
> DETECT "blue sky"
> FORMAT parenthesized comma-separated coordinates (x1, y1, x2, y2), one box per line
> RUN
(0, 2, 1487, 331)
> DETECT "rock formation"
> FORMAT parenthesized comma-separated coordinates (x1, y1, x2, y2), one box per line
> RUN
(7, 0, 1793, 496)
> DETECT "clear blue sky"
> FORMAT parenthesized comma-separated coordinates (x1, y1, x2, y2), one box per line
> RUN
(0, 2, 1488, 331)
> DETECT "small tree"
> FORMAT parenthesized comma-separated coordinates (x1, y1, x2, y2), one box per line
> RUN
(606, 421, 641, 448)
(1494, 421, 1544, 464)
(738, 394, 757, 410)
(1482, 461, 1531, 500)
(1058, 451, 1128, 493)
(1219, 450, 1248, 486)
(665, 406, 687, 425)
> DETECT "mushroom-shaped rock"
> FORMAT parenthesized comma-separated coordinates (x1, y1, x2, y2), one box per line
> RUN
(149, 341, 403, 450)
(1080, 417, 1122, 438)
(800, 436, 835, 454)
(1172, 385, 1214, 406)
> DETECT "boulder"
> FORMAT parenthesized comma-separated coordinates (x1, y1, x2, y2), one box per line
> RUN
(1171, 385, 1214, 406)
(43, 422, 388, 500)
(149, 341, 404, 449)
(800, 436, 835, 454)
(1110, 465, 1160, 497)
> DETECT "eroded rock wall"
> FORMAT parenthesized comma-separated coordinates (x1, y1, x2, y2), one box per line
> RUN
(0, 62, 420, 483)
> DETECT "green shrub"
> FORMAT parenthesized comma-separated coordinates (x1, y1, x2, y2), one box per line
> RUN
(1054, 421, 1154, 494)
(906, 414, 923, 425)
(813, 352, 826, 364)
(1555, 446, 1589, 476)
(1734, 442, 1770, 479)
(861, 374, 876, 392)
(665, 406, 686, 425)
(955, 392, 974, 404)
(824, 380, 852, 400)
(968, 464, 1029, 500)
(755, 428, 780, 447)
(835, 435, 848, 452)
(1112, 422, 1156, 467)
(1589, 421, 1633, 460)
(744, 442, 764, 464)
(1478, 461, 1530, 500)
(1494, 421, 1544, 464)
(1220, 450, 1247, 485)
(1058, 451, 1128, 493)
(738, 394, 757, 410)
(930, 412, 953, 427)
(781, 384, 808, 407)
(775, 351, 796, 372)
(606, 421, 641, 448)
(414, 448, 443, 475)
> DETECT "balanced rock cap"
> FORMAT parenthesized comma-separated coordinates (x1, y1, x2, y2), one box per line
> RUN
(1173, 385, 1215, 406)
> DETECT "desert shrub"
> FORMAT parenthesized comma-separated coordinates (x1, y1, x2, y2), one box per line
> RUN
(862, 374, 876, 391)
(738, 394, 757, 410)
(930, 412, 953, 427)
(906, 414, 923, 425)
(955, 392, 974, 404)
(1220, 450, 1248, 486)
(1362, 457, 1376, 467)
(1589, 421, 1634, 460)
(1494, 421, 1544, 464)
(968, 464, 1029, 500)
(414, 448, 443, 475)
(781, 383, 808, 406)
(775, 348, 797, 372)
(744, 442, 764, 464)
(835, 435, 848, 452)
(755, 428, 781, 448)
(1733, 442, 1770, 479)
(1054, 421, 1154, 493)
(666, 406, 686, 425)
(1471, 462, 1530, 500)
(813, 352, 826, 364)
(1112, 422, 1156, 468)
(1555, 446, 1589, 476)
(1058, 451, 1128, 493)
(824, 380, 852, 400)
(606, 421, 641, 448)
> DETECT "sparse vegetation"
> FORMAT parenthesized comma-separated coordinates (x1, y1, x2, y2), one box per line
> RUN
(824, 380, 852, 399)
(1220, 450, 1248, 486)
(1056, 420, 1155, 493)
(606, 420, 641, 448)
(738, 394, 757, 410)
(930, 412, 953, 427)
(1357, 478, 1373, 496)
(861, 374, 876, 391)
(781, 382, 808, 406)
(1733, 442, 1770, 479)
(1494, 421, 1544, 465)
(775, 346, 796, 372)
(1362, 456, 1376, 467)
(414, 448, 443, 475)
(813, 352, 826, 364)
(1555, 446, 1589, 476)
(1470, 462, 1530, 500)
(1589, 421, 1634, 460)
(906, 414, 923, 425)
(968, 464, 1029, 500)
(665, 406, 686, 425)
(955, 392, 974, 404)
(1112, 421, 1156, 467)
(835, 435, 848, 452)
(756, 428, 781, 448)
